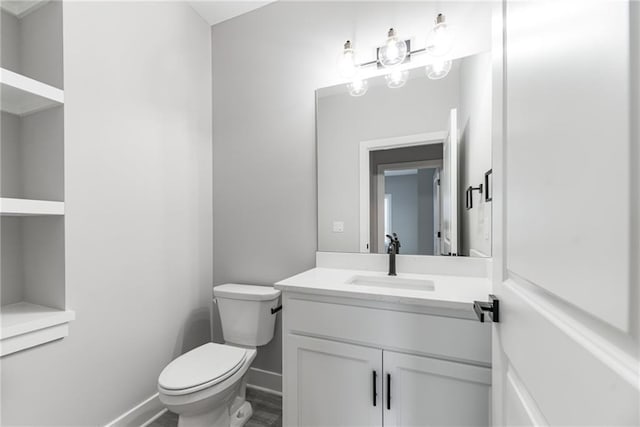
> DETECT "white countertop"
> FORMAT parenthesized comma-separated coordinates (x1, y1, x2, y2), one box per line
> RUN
(275, 267, 491, 312)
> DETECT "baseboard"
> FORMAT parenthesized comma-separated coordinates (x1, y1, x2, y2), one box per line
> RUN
(246, 367, 282, 395)
(104, 393, 167, 427)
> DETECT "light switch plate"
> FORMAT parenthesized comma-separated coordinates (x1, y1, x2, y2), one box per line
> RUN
(333, 221, 344, 233)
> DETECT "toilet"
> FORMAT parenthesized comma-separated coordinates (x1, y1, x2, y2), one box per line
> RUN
(158, 284, 281, 427)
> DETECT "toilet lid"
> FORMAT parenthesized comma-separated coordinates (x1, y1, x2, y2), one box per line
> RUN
(158, 343, 247, 391)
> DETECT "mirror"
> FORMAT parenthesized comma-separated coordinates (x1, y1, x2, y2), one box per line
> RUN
(317, 52, 492, 257)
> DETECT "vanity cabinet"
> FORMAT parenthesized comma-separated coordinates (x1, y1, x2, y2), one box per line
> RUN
(287, 334, 490, 427)
(281, 292, 492, 426)
(286, 335, 382, 426)
(384, 351, 490, 427)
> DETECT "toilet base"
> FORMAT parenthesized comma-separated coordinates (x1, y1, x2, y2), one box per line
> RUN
(230, 401, 253, 427)
(176, 404, 230, 427)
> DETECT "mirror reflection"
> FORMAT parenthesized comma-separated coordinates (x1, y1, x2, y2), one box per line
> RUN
(317, 52, 492, 257)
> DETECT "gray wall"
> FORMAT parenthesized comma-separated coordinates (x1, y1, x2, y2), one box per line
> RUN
(211, 1, 493, 375)
(1, 2, 213, 425)
(0, 1, 64, 88)
(385, 174, 418, 254)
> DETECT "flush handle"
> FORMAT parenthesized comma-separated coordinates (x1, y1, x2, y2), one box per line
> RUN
(270, 305, 282, 315)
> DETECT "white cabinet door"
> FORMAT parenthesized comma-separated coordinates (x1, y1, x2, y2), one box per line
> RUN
(384, 351, 491, 427)
(492, 1, 639, 425)
(284, 335, 382, 427)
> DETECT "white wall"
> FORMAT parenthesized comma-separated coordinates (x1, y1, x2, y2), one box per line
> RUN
(0, 2, 213, 425)
(211, 1, 493, 375)
(458, 52, 492, 257)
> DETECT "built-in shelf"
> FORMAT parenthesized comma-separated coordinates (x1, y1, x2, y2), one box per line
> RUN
(0, 68, 64, 116)
(1, 302, 74, 356)
(0, 197, 64, 216)
(1, 0, 69, 358)
(0, 0, 49, 18)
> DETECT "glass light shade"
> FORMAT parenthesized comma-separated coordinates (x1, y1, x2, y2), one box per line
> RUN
(347, 77, 369, 97)
(426, 59, 452, 80)
(337, 40, 358, 79)
(426, 14, 454, 57)
(385, 69, 409, 89)
(378, 28, 408, 68)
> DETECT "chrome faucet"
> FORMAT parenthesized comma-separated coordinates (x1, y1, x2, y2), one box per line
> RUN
(386, 233, 401, 276)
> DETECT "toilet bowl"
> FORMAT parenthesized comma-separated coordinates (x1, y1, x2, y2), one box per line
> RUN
(158, 284, 280, 427)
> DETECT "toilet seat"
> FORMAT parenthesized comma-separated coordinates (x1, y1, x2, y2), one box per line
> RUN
(158, 343, 248, 396)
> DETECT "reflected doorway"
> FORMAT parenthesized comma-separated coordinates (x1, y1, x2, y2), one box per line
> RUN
(373, 159, 443, 255)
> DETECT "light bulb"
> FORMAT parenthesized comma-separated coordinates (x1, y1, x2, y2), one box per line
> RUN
(347, 76, 368, 97)
(385, 69, 409, 89)
(378, 28, 408, 68)
(337, 40, 358, 79)
(426, 13, 454, 57)
(426, 59, 452, 80)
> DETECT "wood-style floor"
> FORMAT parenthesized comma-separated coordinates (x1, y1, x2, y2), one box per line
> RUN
(149, 387, 282, 427)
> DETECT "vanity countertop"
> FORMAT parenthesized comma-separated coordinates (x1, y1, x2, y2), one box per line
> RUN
(275, 267, 491, 312)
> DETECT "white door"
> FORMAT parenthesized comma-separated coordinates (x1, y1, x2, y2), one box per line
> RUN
(284, 335, 383, 427)
(492, 1, 639, 425)
(440, 108, 458, 256)
(384, 351, 491, 427)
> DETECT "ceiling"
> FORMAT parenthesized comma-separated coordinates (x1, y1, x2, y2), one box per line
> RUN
(187, 1, 277, 26)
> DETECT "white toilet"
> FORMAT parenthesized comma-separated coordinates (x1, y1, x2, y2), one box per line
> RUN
(158, 284, 281, 427)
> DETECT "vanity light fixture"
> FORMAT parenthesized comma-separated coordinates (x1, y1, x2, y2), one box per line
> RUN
(385, 68, 409, 88)
(338, 40, 358, 79)
(347, 76, 369, 97)
(341, 13, 454, 96)
(426, 59, 452, 80)
(425, 13, 454, 57)
(378, 28, 408, 68)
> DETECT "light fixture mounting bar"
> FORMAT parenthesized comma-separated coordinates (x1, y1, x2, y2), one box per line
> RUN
(376, 40, 411, 69)
(352, 41, 428, 70)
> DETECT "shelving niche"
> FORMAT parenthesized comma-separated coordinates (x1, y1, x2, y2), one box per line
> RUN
(1, 0, 73, 357)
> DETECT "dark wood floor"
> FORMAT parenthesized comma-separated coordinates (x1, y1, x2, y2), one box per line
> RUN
(149, 387, 282, 427)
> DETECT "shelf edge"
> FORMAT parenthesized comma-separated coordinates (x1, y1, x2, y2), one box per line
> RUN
(0, 197, 65, 216)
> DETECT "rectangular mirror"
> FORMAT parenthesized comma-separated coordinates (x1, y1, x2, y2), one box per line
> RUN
(317, 52, 492, 257)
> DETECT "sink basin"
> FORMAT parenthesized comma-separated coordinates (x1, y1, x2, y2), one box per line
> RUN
(346, 275, 435, 292)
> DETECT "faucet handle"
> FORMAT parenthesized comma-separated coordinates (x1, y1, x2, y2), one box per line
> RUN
(392, 233, 401, 250)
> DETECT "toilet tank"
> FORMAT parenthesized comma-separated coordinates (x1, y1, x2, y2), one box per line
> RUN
(213, 284, 281, 347)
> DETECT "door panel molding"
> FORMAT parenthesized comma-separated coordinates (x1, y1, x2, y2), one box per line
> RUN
(506, 273, 639, 386)
(499, 277, 639, 425)
(504, 364, 548, 426)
